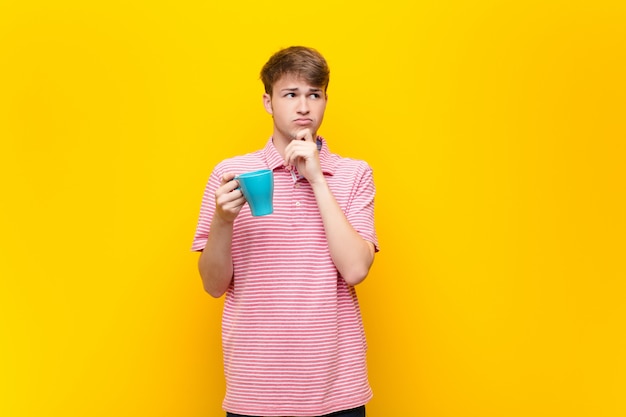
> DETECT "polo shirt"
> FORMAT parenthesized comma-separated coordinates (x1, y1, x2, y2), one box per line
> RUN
(192, 136, 379, 417)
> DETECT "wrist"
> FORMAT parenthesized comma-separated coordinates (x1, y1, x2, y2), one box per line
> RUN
(212, 212, 236, 227)
(309, 176, 328, 189)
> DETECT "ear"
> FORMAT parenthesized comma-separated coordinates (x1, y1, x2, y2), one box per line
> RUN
(263, 93, 273, 115)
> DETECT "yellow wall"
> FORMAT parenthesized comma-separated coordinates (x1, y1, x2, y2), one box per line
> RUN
(1, 1, 625, 416)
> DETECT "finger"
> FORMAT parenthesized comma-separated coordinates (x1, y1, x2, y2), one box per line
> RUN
(295, 128, 313, 142)
(217, 180, 239, 197)
(221, 172, 237, 184)
(232, 194, 247, 210)
(223, 195, 246, 209)
(216, 196, 245, 221)
(284, 144, 297, 166)
(217, 188, 244, 207)
(286, 150, 304, 168)
(216, 179, 241, 202)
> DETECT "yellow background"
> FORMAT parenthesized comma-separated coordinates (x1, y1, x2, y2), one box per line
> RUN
(1, 1, 625, 416)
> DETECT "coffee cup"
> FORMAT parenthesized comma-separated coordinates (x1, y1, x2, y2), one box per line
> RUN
(235, 169, 274, 216)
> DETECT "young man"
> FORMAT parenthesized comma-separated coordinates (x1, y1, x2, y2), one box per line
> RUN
(192, 46, 379, 417)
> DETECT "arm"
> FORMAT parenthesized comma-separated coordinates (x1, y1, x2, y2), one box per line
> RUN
(285, 130, 375, 286)
(198, 172, 245, 297)
(310, 179, 376, 286)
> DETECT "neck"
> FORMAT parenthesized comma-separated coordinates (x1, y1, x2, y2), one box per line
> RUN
(271, 131, 291, 160)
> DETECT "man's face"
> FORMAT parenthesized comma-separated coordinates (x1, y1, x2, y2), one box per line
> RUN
(263, 74, 327, 144)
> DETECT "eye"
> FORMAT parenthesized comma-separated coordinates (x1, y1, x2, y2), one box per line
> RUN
(310, 93, 321, 99)
(284, 92, 296, 98)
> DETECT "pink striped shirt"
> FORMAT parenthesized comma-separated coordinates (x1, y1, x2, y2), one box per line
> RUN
(192, 137, 379, 416)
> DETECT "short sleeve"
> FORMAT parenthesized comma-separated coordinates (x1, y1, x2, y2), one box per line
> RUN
(191, 169, 222, 252)
(346, 163, 379, 252)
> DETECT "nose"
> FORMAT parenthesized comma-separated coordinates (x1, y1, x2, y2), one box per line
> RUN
(297, 96, 309, 114)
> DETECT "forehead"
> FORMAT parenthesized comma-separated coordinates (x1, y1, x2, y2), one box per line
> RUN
(272, 73, 323, 91)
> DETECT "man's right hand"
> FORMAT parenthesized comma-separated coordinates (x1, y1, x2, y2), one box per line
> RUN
(214, 172, 246, 223)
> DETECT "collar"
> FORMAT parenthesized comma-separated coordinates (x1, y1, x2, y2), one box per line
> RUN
(261, 136, 337, 176)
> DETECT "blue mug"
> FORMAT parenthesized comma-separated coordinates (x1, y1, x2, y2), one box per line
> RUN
(235, 169, 274, 216)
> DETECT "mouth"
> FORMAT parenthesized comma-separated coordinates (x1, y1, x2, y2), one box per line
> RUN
(294, 118, 313, 126)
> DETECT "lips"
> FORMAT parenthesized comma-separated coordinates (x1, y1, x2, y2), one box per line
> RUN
(294, 118, 313, 126)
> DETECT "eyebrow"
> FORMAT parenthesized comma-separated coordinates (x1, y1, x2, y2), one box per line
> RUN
(280, 87, 323, 93)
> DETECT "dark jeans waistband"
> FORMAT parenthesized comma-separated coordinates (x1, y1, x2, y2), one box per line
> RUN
(226, 404, 366, 417)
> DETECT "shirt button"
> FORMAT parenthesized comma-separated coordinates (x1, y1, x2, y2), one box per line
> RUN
(295, 201, 301, 207)
(295, 183, 300, 188)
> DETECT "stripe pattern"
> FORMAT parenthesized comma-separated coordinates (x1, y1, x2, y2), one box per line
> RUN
(192, 137, 378, 416)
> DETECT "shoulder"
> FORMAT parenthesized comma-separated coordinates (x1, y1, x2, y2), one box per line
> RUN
(330, 153, 373, 177)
